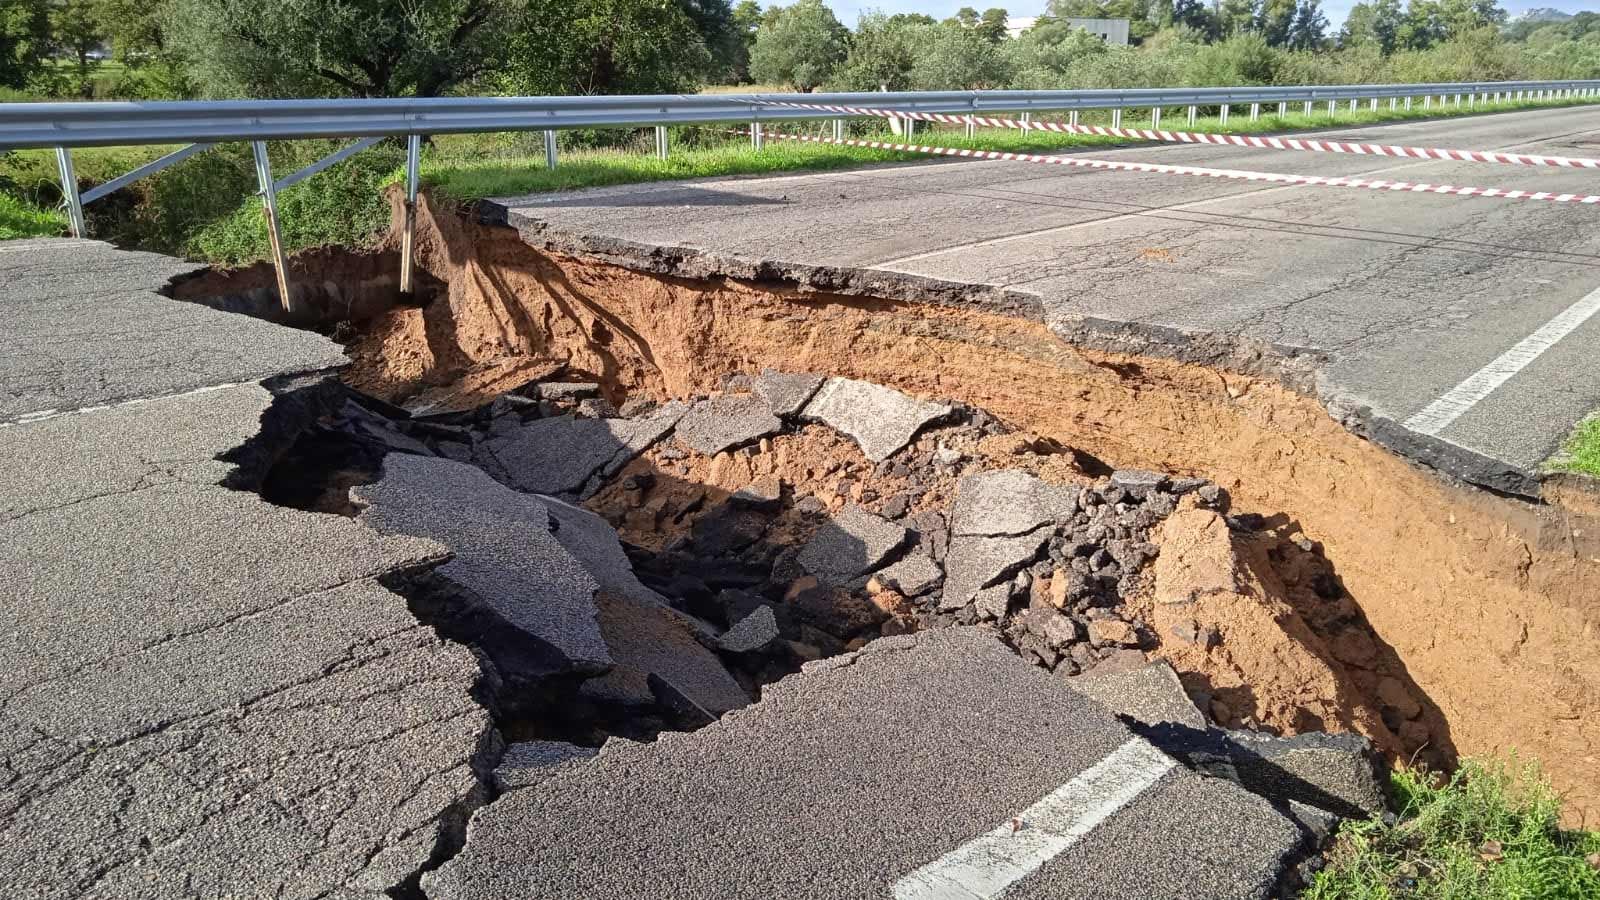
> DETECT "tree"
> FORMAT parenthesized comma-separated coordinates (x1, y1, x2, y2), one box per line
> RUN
(1215, 0, 1257, 37)
(1257, 0, 1297, 46)
(748, 0, 846, 91)
(1341, 0, 1403, 53)
(166, 0, 509, 98)
(50, 0, 106, 79)
(677, 0, 744, 81)
(978, 8, 1009, 43)
(503, 0, 708, 95)
(830, 11, 925, 91)
(0, 0, 50, 89)
(911, 20, 1011, 88)
(1287, 0, 1328, 49)
(949, 7, 979, 27)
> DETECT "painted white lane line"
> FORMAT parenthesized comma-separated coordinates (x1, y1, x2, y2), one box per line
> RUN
(893, 738, 1175, 900)
(1405, 283, 1600, 435)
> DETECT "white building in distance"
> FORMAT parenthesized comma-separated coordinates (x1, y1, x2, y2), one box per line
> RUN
(1007, 16, 1131, 46)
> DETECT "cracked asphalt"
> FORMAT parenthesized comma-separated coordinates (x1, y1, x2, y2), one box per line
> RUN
(498, 105, 1600, 493)
(0, 242, 491, 898)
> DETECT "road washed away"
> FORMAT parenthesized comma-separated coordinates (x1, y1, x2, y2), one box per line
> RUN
(0, 239, 1415, 897)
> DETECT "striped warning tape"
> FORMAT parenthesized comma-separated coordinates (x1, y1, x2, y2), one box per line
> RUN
(737, 129, 1600, 204)
(751, 98, 1600, 170)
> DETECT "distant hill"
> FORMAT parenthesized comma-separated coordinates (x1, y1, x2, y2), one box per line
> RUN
(1513, 7, 1573, 23)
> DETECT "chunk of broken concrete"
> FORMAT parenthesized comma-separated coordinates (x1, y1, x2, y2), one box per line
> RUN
(1111, 468, 1170, 499)
(973, 584, 1012, 620)
(353, 455, 612, 676)
(951, 469, 1078, 537)
(486, 402, 686, 495)
(676, 394, 783, 456)
(939, 526, 1051, 610)
(874, 551, 943, 597)
(718, 605, 781, 654)
(796, 503, 909, 587)
(754, 369, 825, 417)
(494, 741, 600, 792)
(1070, 660, 1208, 731)
(801, 377, 952, 462)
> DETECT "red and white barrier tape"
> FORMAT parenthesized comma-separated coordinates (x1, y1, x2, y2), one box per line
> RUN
(738, 129, 1600, 205)
(752, 98, 1600, 170)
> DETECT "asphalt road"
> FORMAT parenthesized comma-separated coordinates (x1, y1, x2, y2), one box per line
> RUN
(498, 105, 1600, 493)
(426, 629, 1305, 900)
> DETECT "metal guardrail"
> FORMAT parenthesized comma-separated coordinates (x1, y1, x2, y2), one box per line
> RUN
(6, 79, 1598, 311)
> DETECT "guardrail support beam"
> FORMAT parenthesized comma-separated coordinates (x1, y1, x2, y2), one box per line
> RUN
(1186, 105, 1196, 126)
(654, 125, 668, 160)
(544, 130, 558, 169)
(1277, 101, 1287, 116)
(400, 134, 421, 296)
(54, 148, 86, 239)
(1219, 104, 1229, 125)
(1249, 102, 1259, 121)
(250, 141, 293, 315)
(751, 122, 764, 151)
(835, 119, 847, 141)
(1151, 106, 1161, 128)
(1111, 107, 1121, 128)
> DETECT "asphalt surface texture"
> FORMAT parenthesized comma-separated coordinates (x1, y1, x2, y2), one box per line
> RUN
(0, 241, 490, 898)
(425, 628, 1305, 900)
(496, 105, 1600, 494)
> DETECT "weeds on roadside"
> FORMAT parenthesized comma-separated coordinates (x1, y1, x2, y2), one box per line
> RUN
(1552, 418, 1600, 479)
(1304, 757, 1600, 899)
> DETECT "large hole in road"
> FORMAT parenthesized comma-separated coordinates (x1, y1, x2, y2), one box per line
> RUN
(173, 193, 1600, 825)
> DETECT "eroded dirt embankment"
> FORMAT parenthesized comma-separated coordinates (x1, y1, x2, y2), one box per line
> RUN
(262, 192, 1598, 822)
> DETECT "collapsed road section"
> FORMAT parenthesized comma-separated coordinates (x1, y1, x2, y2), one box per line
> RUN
(9, 236, 1398, 897)
(178, 185, 1600, 825)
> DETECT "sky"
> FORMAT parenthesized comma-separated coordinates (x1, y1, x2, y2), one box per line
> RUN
(824, 1, 1600, 33)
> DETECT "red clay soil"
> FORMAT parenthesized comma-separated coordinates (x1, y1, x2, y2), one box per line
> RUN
(340, 193, 1600, 823)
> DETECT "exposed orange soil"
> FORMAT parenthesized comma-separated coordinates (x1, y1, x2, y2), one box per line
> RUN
(345, 194, 1600, 823)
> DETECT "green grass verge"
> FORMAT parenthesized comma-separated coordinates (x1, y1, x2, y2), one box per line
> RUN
(1304, 758, 1600, 899)
(0, 192, 65, 239)
(1551, 417, 1600, 479)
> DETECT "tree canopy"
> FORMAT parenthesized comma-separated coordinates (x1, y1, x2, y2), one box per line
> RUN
(748, 0, 848, 90)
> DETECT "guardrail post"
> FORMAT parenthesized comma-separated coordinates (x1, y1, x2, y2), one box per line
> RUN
(1249, 102, 1259, 121)
(1369, 97, 1378, 111)
(399, 134, 421, 296)
(835, 119, 847, 141)
(53, 148, 86, 239)
(1219, 104, 1229, 125)
(1069, 110, 1080, 126)
(1020, 111, 1032, 131)
(1304, 100, 1313, 115)
(964, 118, 975, 138)
(1277, 101, 1287, 116)
(1151, 106, 1161, 128)
(654, 125, 669, 160)
(250, 141, 292, 315)
(1423, 95, 1431, 109)
(544, 130, 558, 169)
(1405, 96, 1413, 109)
(1111, 107, 1122, 128)
(751, 122, 764, 150)
(1186, 105, 1196, 125)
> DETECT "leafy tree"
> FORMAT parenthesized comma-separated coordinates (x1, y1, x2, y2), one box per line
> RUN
(978, 8, 1009, 43)
(1004, 17, 1112, 87)
(748, 0, 846, 91)
(887, 13, 936, 27)
(830, 11, 924, 91)
(166, 0, 508, 98)
(911, 20, 1011, 88)
(1258, 0, 1297, 46)
(1341, 0, 1403, 53)
(1215, 0, 1257, 38)
(50, 0, 106, 79)
(503, 0, 708, 95)
(0, 0, 50, 89)
(1287, 0, 1328, 49)
(678, 0, 745, 81)
(949, 6, 979, 27)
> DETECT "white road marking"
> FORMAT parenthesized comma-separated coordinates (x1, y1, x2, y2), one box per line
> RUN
(893, 738, 1175, 900)
(1404, 283, 1600, 435)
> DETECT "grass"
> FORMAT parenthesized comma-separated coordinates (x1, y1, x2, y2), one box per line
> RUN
(1551, 416, 1600, 478)
(0, 192, 65, 239)
(1304, 758, 1600, 899)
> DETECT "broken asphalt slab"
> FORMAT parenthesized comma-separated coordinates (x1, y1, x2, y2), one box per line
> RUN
(425, 628, 1304, 899)
(0, 238, 346, 424)
(355, 454, 614, 675)
(940, 526, 1053, 610)
(796, 502, 909, 587)
(485, 402, 686, 495)
(674, 393, 782, 455)
(801, 377, 953, 462)
(952, 468, 1078, 537)
(1, 385, 490, 898)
